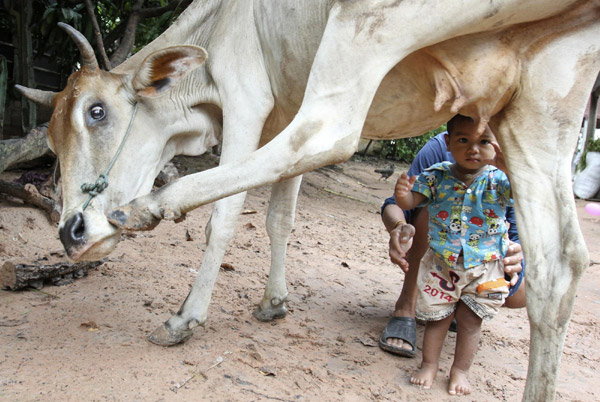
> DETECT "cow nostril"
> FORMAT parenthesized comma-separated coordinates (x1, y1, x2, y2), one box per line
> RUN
(73, 217, 85, 239)
(59, 212, 86, 248)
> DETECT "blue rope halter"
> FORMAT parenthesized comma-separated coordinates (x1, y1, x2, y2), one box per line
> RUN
(81, 102, 139, 210)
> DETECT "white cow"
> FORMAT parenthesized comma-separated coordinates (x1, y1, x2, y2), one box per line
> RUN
(17, 0, 600, 400)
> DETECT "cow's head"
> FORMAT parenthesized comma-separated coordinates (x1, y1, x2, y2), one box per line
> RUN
(16, 24, 212, 261)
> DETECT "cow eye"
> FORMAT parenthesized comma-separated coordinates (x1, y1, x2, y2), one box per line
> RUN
(89, 105, 105, 120)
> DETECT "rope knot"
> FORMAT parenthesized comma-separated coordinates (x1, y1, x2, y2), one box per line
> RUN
(81, 174, 108, 196)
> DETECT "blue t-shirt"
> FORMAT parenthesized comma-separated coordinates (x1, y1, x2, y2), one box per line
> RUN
(381, 132, 524, 294)
(413, 162, 512, 268)
(381, 132, 518, 242)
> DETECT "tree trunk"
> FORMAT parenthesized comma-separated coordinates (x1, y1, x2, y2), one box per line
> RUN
(11, 0, 36, 134)
(0, 55, 8, 137)
(109, 0, 144, 66)
(84, 0, 112, 70)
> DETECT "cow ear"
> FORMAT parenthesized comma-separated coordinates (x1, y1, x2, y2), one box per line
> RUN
(131, 45, 207, 98)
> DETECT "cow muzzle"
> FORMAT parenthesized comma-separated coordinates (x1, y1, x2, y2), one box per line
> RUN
(58, 209, 121, 261)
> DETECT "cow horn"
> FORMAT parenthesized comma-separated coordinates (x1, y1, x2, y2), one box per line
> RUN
(15, 85, 56, 108)
(58, 22, 99, 70)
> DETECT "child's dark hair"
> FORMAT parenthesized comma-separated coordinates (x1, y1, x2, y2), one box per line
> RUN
(447, 114, 474, 135)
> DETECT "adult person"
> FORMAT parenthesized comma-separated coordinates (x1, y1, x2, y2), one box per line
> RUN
(379, 126, 526, 359)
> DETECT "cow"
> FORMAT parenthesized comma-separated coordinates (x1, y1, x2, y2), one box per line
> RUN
(16, 0, 600, 400)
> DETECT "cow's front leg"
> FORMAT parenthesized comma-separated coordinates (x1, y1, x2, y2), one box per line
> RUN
(253, 176, 303, 321)
(148, 192, 247, 345)
(107, 183, 181, 231)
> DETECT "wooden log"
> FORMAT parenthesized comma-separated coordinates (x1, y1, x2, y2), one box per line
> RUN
(0, 124, 50, 173)
(0, 179, 61, 224)
(0, 260, 103, 290)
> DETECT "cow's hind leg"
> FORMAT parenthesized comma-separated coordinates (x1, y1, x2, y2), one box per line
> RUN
(490, 33, 598, 397)
(253, 176, 303, 321)
(493, 114, 588, 401)
(495, 118, 587, 401)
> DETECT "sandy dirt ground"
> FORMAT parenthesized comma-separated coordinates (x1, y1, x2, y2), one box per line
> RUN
(1, 154, 599, 401)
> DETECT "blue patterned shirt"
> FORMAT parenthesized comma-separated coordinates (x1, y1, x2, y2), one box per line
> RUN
(413, 162, 512, 268)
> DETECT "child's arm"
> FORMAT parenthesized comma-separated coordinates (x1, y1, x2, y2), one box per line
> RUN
(394, 172, 426, 210)
(487, 143, 509, 176)
(487, 142, 513, 197)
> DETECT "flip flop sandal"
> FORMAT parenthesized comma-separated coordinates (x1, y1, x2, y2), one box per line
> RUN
(379, 316, 417, 358)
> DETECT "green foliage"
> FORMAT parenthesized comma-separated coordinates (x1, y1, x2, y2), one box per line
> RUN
(379, 125, 447, 162)
(0, 0, 190, 135)
(588, 137, 600, 153)
(577, 137, 600, 172)
(26, 1, 187, 74)
(134, 7, 181, 53)
(31, 2, 89, 75)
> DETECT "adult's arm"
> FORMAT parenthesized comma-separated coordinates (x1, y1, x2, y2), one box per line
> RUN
(381, 133, 449, 270)
(382, 202, 415, 272)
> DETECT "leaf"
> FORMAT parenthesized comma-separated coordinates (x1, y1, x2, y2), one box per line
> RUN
(220, 263, 235, 271)
(80, 321, 99, 331)
(60, 8, 71, 21)
(259, 366, 276, 376)
(357, 337, 378, 347)
(41, 7, 54, 20)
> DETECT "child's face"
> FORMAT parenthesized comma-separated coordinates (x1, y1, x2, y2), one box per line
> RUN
(446, 120, 496, 172)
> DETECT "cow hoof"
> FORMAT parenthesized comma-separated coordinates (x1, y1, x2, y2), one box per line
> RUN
(108, 204, 160, 231)
(252, 303, 287, 322)
(147, 323, 194, 346)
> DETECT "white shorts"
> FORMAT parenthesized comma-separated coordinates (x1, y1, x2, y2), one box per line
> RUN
(416, 249, 509, 321)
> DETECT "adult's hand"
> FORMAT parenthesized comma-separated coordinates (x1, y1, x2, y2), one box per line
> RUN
(389, 222, 415, 273)
(503, 240, 524, 285)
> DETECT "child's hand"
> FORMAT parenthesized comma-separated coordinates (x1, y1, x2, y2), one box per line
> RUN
(394, 173, 425, 210)
(394, 173, 417, 200)
(485, 142, 509, 174)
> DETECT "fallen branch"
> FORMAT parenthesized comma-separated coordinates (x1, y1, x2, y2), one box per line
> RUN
(323, 187, 371, 204)
(0, 317, 28, 327)
(0, 124, 50, 174)
(238, 388, 295, 402)
(0, 179, 61, 224)
(170, 355, 223, 393)
(0, 260, 103, 290)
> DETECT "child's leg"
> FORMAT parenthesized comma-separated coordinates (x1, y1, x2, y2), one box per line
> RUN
(411, 313, 454, 389)
(449, 301, 483, 395)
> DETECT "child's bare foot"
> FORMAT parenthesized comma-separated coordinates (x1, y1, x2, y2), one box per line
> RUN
(410, 362, 438, 389)
(448, 367, 471, 395)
